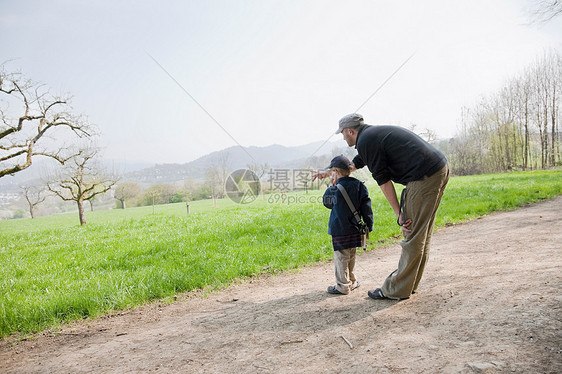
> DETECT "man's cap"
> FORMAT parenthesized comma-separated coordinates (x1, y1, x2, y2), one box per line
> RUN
(335, 113, 364, 134)
(325, 154, 351, 170)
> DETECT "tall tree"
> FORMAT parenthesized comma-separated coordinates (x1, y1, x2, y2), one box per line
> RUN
(516, 70, 533, 170)
(545, 50, 561, 166)
(45, 147, 118, 225)
(0, 67, 94, 178)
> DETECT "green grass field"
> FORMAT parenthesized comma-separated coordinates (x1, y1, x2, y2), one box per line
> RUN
(1, 170, 561, 338)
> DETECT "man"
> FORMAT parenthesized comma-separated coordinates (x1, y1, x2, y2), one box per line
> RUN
(317, 113, 449, 300)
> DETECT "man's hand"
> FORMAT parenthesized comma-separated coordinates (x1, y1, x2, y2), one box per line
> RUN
(398, 212, 412, 237)
(311, 170, 330, 182)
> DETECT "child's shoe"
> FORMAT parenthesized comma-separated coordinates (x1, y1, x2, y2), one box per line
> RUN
(327, 285, 345, 295)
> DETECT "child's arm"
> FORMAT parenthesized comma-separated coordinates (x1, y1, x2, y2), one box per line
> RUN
(359, 183, 374, 231)
(322, 186, 337, 209)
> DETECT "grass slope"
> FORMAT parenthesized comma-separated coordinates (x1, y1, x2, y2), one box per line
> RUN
(1, 170, 560, 337)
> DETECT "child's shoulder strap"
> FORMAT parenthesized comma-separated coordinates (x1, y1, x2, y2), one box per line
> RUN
(335, 184, 361, 223)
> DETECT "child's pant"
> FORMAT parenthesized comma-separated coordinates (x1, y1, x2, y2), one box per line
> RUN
(334, 248, 358, 294)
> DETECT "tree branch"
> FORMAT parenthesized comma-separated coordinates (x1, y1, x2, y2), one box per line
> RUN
(1, 66, 96, 178)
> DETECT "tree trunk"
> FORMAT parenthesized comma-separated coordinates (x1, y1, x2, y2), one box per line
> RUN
(556, 117, 562, 166)
(504, 126, 511, 170)
(542, 113, 549, 169)
(523, 95, 529, 170)
(551, 85, 557, 166)
(78, 200, 86, 225)
(543, 87, 550, 169)
(539, 109, 545, 169)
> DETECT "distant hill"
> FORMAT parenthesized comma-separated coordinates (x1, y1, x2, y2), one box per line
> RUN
(0, 140, 355, 190)
(125, 140, 355, 184)
(0, 158, 153, 193)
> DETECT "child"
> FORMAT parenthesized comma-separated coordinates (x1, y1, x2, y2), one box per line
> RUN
(322, 155, 373, 295)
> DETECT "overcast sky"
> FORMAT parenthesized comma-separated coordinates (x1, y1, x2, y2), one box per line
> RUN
(1, 0, 561, 165)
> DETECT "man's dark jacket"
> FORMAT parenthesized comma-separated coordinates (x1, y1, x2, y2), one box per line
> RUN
(352, 125, 447, 186)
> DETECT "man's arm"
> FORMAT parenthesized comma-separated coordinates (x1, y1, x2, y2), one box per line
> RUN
(312, 161, 358, 182)
(311, 169, 330, 181)
(379, 180, 400, 216)
(379, 180, 411, 236)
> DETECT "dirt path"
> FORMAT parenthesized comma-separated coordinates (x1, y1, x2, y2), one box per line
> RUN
(1, 197, 561, 373)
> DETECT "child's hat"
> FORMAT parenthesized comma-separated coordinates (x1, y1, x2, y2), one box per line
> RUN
(325, 154, 351, 170)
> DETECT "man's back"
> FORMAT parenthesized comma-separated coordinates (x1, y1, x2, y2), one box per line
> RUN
(353, 125, 446, 185)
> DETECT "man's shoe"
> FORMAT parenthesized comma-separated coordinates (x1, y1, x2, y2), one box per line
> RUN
(368, 288, 390, 300)
(327, 286, 344, 295)
(351, 280, 360, 290)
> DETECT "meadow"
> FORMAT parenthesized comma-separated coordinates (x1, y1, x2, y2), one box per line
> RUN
(1, 170, 561, 338)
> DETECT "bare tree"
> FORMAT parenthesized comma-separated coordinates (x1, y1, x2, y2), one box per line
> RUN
(515, 69, 533, 170)
(545, 50, 561, 166)
(216, 151, 231, 186)
(419, 128, 438, 144)
(114, 181, 141, 209)
(45, 147, 118, 225)
(531, 52, 556, 169)
(20, 184, 47, 218)
(204, 152, 231, 207)
(205, 167, 222, 207)
(526, 0, 562, 24)
(246, 162, 270, 179)
(0, 66, 94, 178)
(407, 123, 438, 144)
(448, 109, 487, 176)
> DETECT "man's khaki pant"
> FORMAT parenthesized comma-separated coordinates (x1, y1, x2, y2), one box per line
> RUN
(381, 164, 450, 299)
(334, 248, 358, 294)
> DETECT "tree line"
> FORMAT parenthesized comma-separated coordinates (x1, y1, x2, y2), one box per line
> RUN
(447, 50, 561, 175)
(114, 179, 215, 209)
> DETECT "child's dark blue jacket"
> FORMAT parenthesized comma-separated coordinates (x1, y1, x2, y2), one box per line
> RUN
(322, 176, 374, 236)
